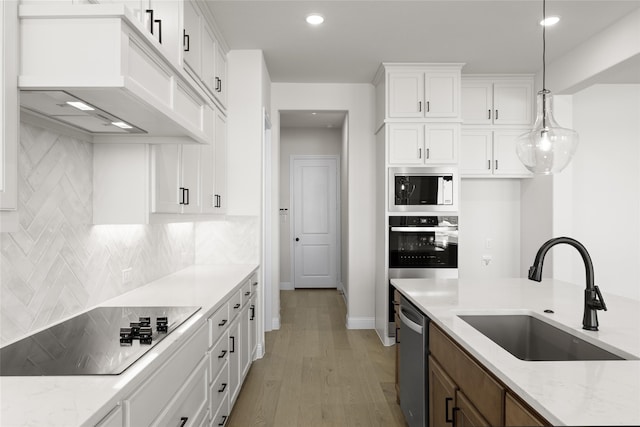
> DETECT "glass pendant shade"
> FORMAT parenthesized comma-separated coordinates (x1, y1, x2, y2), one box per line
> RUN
(516, 89, 579, 174)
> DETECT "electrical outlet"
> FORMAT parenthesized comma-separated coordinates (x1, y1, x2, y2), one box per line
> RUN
(481, 255, 492, 266)
(122, 268, 133, 284)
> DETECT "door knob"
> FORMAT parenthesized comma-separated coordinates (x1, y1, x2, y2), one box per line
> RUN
(295, 238, 300, 242)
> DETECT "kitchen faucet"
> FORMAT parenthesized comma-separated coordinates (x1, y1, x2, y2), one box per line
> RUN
(528, 237, 607, 331)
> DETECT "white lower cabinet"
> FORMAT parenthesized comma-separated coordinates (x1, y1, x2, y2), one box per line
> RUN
(154, 357, 209, 427)
(124, 323, 208, 427)
(249, 294, 258, 360)
(209, 362, 229, 424)
(460, 129, 532, 178)
(240, 303, 251, 379)
(227, 316, 241, 405)
(211, 393, 230, 427)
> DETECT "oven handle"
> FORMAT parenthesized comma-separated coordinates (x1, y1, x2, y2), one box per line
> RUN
(399, 308, 423, 334)
(390, 226, 458, 232)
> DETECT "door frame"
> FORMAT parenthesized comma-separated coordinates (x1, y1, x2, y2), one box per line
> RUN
(289, 154, 341, 289)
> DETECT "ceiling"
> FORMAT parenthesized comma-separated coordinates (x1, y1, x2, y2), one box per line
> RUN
(206, 0, 640, 84)
(279, 110, 347, 128)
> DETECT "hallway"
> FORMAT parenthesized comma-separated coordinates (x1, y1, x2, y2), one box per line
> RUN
(228, 289, 406, 426)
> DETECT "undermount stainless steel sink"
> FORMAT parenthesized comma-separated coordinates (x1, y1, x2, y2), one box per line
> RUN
(458, 314, 631, 361)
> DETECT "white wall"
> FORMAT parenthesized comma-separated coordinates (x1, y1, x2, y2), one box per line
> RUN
(554, 85, 640, 300)
(271, 83, 376, 328)
(460, 179, 522, 278)
(278, 126, 342, 286)
(340, 115, 349, 300)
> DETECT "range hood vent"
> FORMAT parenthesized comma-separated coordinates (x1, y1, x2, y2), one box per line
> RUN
(21, 91, 146, 135)
(18, 4, 212, 144)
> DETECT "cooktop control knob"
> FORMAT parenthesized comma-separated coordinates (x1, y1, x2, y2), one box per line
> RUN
(156, 316, 168, 333)
(120, 327, 133, 346)
(139, 327, 153, 345)
(129, 321, 141, 338)
(139, 316, 151, 327)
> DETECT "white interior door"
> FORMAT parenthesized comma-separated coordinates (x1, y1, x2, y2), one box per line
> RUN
(292, 157, 338, 288)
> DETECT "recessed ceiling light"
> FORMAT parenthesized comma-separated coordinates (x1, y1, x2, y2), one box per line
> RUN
(306, 14, 324, 25)
(540, 16, 560, 26)
(66, 101, 95, 111)
(311, 112, 317, 115)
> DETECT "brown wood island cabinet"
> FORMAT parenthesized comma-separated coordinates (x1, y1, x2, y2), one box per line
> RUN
(428, 323, 550, 427)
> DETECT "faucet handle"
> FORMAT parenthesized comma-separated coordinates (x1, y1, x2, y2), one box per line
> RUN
(590, 285, 608, 311)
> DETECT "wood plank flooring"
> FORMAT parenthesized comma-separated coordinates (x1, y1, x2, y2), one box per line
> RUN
(228, 289, 407, 427)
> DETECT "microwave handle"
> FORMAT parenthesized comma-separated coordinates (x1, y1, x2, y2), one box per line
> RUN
(390, 226, 458, 232)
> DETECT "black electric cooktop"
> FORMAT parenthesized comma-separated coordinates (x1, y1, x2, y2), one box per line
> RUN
(0, 306, 201, 376)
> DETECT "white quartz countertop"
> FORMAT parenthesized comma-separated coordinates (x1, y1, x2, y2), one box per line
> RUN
(0, 264, 258, 427)
(391, 277, 640, 426)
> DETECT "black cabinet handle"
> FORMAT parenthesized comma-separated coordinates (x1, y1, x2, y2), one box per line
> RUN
(418, 101, 422, 112)
(245, 291, 251, 296)
(218, 415, 228, 426)
(215, 77, 222, 93)
(233, 303, 240, 309)
(218, 382, 227, 393)
(145, 9, 154, 34)
(495, 109, 499, 120)
(179, 187, 185, 205)
(179, 416, 188, 427)
(155, 18, 162, 44)
(445, 397, 454, 423)
(395, 327, 400, 344)
(183, 29, 190, 51)
(218, 349, 227, 358)
(252, 282, 258, 287)
(488, 109, 492, 120)
(230, 336, 235, 353)
(426, 101, 430, 112)
(495, 160, 499, 170)
(250, 305, 255, 320)
(218, 319, 227, 327)
(214, 194, 221, 208)
(184, 188, 189, 205)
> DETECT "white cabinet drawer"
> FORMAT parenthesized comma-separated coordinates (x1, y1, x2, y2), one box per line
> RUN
(153, 357, 209, 427)
(209, 362, 229, 421)
(241, 280, 252, 306)
(125, 322, 208, 427)
(208, 303, 230, 348)
(229, 290, 242, 320)
(209, 332, 229, 383)
(210, 388, 229, 427)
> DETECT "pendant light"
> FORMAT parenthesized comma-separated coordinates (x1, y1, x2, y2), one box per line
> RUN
(516, 0, 579, 175)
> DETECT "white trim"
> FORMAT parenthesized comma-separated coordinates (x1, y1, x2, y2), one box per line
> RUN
(375, 328, 396, 347)
(280, 281, 294, 290)
(255, 344, 265, 359)
(262, 108, 272, 332)
(271, 316, 281, 330)
(345, 316, 375, 330)
(290, 155, 341, 289)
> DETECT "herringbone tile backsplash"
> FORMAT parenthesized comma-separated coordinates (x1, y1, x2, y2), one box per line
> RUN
(0, 123, 195, 346)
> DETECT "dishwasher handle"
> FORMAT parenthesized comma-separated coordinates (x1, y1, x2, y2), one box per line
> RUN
(399, 308, 423, 334)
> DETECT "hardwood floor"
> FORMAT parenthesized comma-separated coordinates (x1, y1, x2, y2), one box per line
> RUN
(228, 289, 407, 427)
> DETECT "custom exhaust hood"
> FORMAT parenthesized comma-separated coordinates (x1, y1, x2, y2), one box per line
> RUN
(18, 4, 212, 144)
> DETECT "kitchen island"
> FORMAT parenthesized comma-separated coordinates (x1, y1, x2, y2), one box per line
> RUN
(0, 264, 258, 427)
(392, 277, 640, 426)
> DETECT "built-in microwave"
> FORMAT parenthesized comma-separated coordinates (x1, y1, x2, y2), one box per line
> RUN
(388, 167, 458, 212)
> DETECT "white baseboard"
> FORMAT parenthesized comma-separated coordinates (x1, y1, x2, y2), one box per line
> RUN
(255, 343, 265, 359)
(375, 328, 396, 347)
(280, 282, 294, 290)
(272, 316, 280, 330)
(345, 315, 375, 329)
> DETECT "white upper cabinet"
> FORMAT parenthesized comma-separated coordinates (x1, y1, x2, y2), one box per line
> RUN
(388, 123, 459, 165)
(460, 129, 531, 178)
(181, 0, 228, 108)
(201, 107, 227, 214)
(461, 77, 533, 125)
(386, 64, 463, 120)
(1, 0, 18, 217)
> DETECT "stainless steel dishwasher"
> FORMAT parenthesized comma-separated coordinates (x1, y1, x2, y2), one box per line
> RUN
(399, 295, 429, 427)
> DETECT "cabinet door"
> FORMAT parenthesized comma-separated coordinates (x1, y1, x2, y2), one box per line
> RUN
(425, 72, 459, 118)
(455, 390, 491, 427)
(213, 110, 228, 212)
(388, 124, 424, 165)
(388, 72, 424, 118)
(201, 23, 216, 94)
(0, 0, 18, 213)
(460, 130, 493, 176)
(214, 43, 228, 106)
(505, 393, 548, 427)
(240, 304, 251, 379)
(429, 357, 457, 427)
(182, 0, 202, 77)
(144, 0, 182, 65)
(424, 124, 458, 164)
(493, 81, 533, 125)
(181, 144, 202, 214)
(461, 80, 493, 125)
(228, 318, 241, 404)
(152, 145, 182, 213)
(493, 130, 532, 177)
